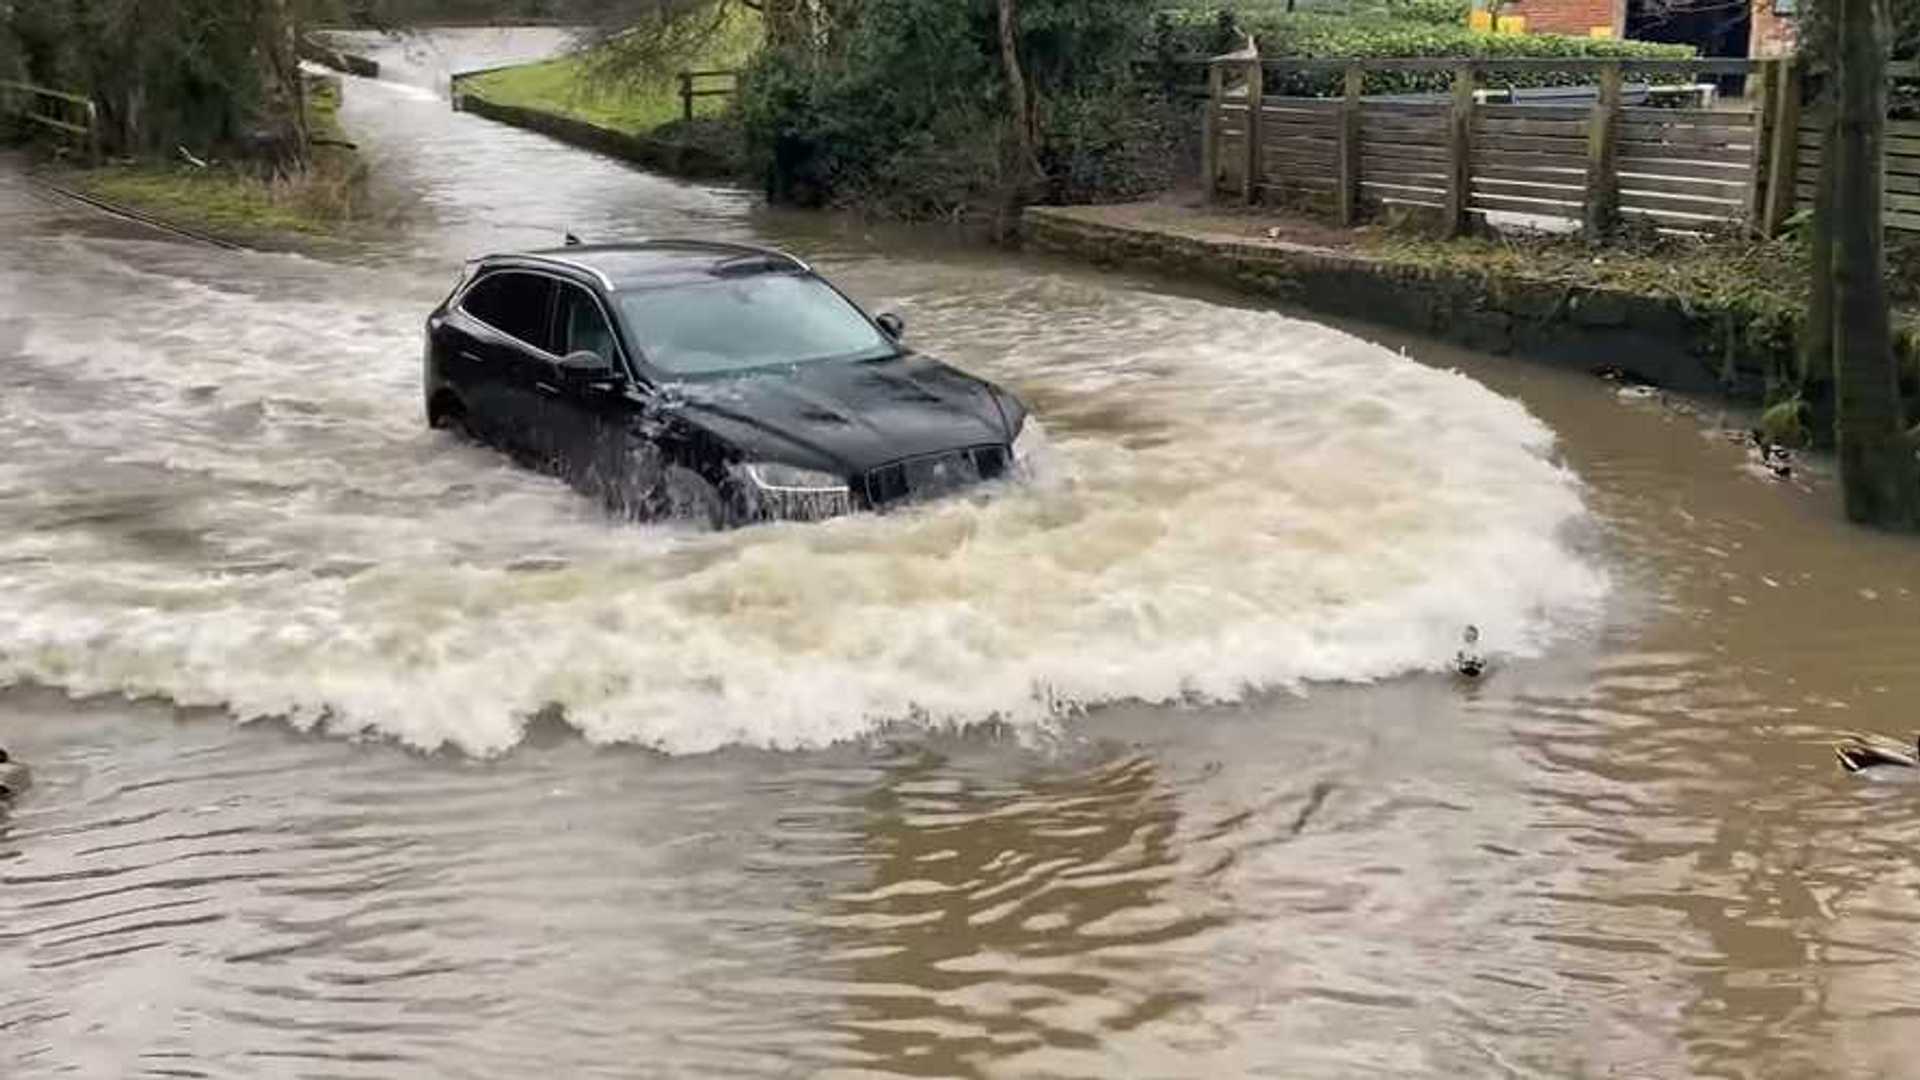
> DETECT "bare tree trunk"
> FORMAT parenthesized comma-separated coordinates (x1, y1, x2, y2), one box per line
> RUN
(1831, 0, 1920, 529)
(254, 0, 310, 170)
(997, 0, 1040, 196)
(759, 0, 803, 49)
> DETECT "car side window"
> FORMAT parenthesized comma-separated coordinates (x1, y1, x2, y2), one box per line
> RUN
(460, 271, 555, 352)
(554, 282, 618, 363)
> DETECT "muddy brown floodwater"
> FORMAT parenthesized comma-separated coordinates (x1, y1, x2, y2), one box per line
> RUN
(3, 28, 1920, 1080)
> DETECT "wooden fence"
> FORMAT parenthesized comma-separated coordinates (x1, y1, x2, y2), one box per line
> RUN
(1205, 57, 1920, 237)
(0, 79, 99, 162)
(677, 69, 739, 122)
(1792, 114, 1920, 231)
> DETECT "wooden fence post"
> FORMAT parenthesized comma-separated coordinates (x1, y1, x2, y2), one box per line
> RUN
(679, 71, 695, 122)
(1338, 64, 1363, 226)
(1762, 59, 1801, 235)
(1585, 61, 1622, 240)
(1243, 59, 1263, 205)
(1203, 61, 1223, 202)
(1446, 62, 1476, 237)
(1746, 60, 1777, 231)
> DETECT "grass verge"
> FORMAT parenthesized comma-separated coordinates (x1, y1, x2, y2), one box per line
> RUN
(66, 76, 365, 249)
(460, 10, 758, 137)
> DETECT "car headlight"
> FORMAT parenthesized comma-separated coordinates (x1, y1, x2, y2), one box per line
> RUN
(1010, 418, 1043, 466)
(741, 461, 850, 493)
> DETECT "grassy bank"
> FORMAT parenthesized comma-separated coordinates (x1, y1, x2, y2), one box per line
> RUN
(67, 76, 365, 249)
(460, 12, 757, 137)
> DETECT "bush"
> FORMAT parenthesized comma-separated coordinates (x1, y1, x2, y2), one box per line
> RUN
(1155, 10, 1695, 95)
(739, 0, 1181, 219)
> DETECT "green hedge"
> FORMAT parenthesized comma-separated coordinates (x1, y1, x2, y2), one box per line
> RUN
(1154, 11, 1697, 96)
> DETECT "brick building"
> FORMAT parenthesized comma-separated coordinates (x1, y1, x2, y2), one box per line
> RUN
(1492, 0, 1799, 58)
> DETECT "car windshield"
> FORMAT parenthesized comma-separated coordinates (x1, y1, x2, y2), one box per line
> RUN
(618, 272, 896, 376)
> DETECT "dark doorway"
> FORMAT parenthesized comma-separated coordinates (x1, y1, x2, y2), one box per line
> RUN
(1627, 0, 1752, 95)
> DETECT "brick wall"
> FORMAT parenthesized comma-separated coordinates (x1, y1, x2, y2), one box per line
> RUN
(1497, 0, 1624, 38)
(1750, 0, 1799, 57)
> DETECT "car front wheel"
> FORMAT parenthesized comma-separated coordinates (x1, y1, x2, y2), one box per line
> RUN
(659, 466, 738, 530)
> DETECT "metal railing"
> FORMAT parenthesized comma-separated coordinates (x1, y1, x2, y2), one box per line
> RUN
(0, 79, 100, 161)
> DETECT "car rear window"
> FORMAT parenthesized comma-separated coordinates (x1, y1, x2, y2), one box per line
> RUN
(461, 271, 555, 352)
(618, 273, 894, 376)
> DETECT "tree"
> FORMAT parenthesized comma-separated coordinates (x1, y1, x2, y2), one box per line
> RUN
(0, 0, 320, 165)
(998, 0, 1040, 192)
(1813, 0, 1920, 529)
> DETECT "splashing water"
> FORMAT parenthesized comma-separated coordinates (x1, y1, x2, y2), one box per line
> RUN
(0, 229, 1607, 755)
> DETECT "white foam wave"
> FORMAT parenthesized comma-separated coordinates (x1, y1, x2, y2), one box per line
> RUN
(0, 242, 1608, 755)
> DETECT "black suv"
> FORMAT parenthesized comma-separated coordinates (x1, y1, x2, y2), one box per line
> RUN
(424, 240, 1035, 527)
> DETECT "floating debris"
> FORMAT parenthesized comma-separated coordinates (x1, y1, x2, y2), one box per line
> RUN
(1835, 733, 1920, 779)
(0, 748, 30, 800)
(1453, 625, 1487, 679)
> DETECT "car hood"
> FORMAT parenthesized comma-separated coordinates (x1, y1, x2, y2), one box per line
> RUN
(662, 355, 1016, 475)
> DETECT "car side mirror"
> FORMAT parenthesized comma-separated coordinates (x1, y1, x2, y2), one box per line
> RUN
(558, 350, 616, 381)
(876, 312, 905, 341)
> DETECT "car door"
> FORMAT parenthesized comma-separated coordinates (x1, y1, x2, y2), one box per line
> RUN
(452, 270, 556, 456)
(546, 279, 644, 492)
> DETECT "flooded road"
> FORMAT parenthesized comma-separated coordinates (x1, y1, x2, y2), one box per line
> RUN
(4, 29, 1920, 1079)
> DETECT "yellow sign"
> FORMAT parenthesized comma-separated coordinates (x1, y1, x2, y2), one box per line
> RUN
(1589, 25, 1615, 38)
(1469, 9, 1493, 30)
(1495, 14, 1527, 33)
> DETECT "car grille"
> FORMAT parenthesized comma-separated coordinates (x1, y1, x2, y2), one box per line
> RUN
(863, 446, 1011, 509)
(759, 487, 855, 522)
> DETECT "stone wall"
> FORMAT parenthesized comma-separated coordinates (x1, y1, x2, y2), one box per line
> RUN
(453, 93, 740, 181)
(1022, 206, 1775, 394)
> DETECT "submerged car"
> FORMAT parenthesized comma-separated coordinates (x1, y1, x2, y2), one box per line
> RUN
(424, 239, 1035, 527)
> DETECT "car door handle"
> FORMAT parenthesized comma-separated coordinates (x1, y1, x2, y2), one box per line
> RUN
(458, 350, 485, 363)
(535, 381, 560, 396)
